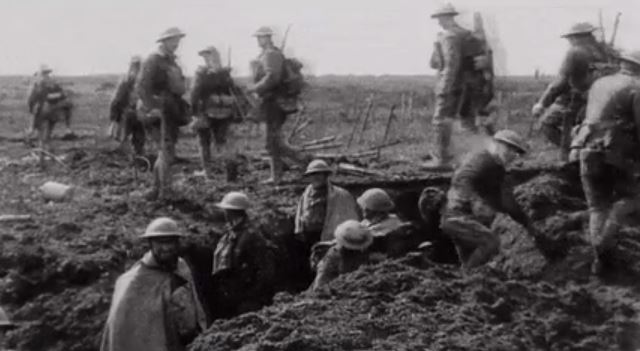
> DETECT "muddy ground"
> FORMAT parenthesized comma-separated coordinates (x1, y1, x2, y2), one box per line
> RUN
(1, 75, 639, 350)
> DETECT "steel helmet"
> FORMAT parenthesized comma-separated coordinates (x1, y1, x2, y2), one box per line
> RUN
(431, 3, 459, 18)
(39, 64, 52, 74)
(493, 129, 528, 154)
(253, 26, 274, 37)
(357, 188, 395, 212)
(216, 191, 250, 211)
(198, 45, 220, 57)
(141, 217, 182, 239)
(620, 50, 640, 66)
(0, 306, 14, 328)
(157, 27, 186, 42)
(561, 22, 597, 38)
(334, 220, 373, 251)
(304, 159, 332, 176)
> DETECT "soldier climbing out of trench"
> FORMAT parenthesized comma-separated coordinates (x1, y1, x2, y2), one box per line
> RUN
(294, 159, 360, 284)
(531, 22, 618, 162)
(441, 130, 540, 270)
(100, 217, 207, 351)
(189, 45, 242, 178)
(570, 50, 640, 275)
(211, 192, 276, 318)
(108, 56, 145, 156)
(312, 220, 373, 291)
(423, 3, 494, 171)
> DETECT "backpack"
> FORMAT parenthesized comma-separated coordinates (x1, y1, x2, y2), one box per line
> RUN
(280, 57, 306, 97)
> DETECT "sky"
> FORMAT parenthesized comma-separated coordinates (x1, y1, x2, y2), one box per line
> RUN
(0, 0, 638, 76)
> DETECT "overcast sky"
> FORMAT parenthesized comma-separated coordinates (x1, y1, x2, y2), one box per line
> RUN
(0, 0, 637, 76)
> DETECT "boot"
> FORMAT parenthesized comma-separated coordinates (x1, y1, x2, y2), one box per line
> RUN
(588, 209, 608, 274)
(422, 122, 454, 171)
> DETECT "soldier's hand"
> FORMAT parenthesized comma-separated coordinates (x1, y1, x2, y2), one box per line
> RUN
(531, 103, 544, 118)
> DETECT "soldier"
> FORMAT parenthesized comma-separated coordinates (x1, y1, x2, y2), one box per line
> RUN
(190, 45, 240, 177)
(212, 192, 275, 318)
(357, 188, 414, 258)
(100, 217, 206, 351)
(440, 130, 538, 270)
(532, 22, 616, 161)
(27, 65, 74, 138)
(136, 27, 190, 199)
(571, 51, 640, 274)
(423, 3, 493, 171)
(247, 26, 309, 184)
(312, 220, 373, 291)
(108, 56, 145, 155)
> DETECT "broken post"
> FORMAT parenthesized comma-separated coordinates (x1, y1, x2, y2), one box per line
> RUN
(358, 96, 376, 143)
(347, 94, 372, 149)
(377, 105, 397, 160)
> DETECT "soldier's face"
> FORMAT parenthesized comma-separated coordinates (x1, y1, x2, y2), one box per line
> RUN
(149, 237, 180, 268)
(307, 173, 329, 188)
(496, 142, 521, 165)
(257, 35, 271, 48)
(203, 52, 221, 67)
(163, 36, 182, 53)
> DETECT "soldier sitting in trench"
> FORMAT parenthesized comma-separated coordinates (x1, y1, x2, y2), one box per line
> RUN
(211, 191, 276, 318)
(311, 220, 373, 291)
(441, 130, 540, 270)
(293, 159, 360, 283)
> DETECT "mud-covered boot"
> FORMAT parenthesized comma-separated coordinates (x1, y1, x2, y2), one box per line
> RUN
(421, 122, 454, 171)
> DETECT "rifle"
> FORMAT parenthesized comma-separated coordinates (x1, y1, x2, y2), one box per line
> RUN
(280, 24, 292, 51)
(609, 12, 621, 47)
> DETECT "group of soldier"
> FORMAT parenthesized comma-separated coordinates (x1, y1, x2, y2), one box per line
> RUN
(12, 3, 640, 350)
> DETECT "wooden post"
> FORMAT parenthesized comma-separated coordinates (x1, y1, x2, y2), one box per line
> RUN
(358, 95, 376, 143)
(347, 94, 371, 149)
(377, 105, 397, 160)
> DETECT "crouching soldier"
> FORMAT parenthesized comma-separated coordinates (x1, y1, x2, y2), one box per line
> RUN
(357, 188, 415, 259)
(108, 56, 145, 155)
(100, 217, 206, 351)
(571, 51, 640, 274)
(441, 130, 538, 270)
(190, 45, 241, 177)
(212, 192, 275, 318)
(312, 220, 373, 291)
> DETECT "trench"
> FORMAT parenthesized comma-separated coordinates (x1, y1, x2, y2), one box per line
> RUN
(182, 162, 581, 323)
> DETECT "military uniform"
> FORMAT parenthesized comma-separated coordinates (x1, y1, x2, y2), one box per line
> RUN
(572, 68, 640, 262)
(135, 50, 189, 160)
(428, 18, 491, 167)
(312, 245, 370, 291)
(110, 73, 145, 155)
(536, 37, 614, 159)
(27, 77, 73, 136)
(252, 44, 308, 181)
(441, 149, 531, 268)
(211, 220, 275, 318)
(190, 66, 238, 161)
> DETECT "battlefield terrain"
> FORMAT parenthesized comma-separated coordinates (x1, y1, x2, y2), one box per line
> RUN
(2, 74, 640, 351)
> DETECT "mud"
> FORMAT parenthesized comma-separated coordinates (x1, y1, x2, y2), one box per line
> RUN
(190, 261, 639, 351)
(2, 144, 640, 351)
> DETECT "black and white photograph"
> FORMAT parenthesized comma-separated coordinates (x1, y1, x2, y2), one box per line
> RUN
(1, 0, 640, 350)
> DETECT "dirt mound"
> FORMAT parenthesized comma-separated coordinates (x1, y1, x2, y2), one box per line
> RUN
(190, 261, 638, 351)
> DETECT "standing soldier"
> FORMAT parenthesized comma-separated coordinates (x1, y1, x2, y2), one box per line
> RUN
(247, 26, 309, 184)
(27, 65, 75, 165)
(571, 51, 640, 274)
(531, 22, 616, 161)
(423, 4, 493, 171)
(190, 45, 241, 177)
(136, 27, 190, 199)
(108, 56, 145, 156)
